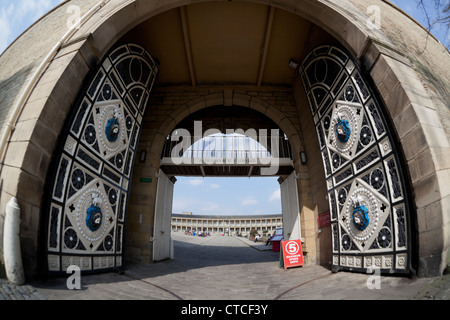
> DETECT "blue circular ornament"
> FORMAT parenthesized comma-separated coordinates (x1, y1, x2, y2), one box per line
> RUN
(336, 119, 351, 143)
(86, 205, 103, 232)
(105, 118, 120, 143)
(352, 205, 370, 231)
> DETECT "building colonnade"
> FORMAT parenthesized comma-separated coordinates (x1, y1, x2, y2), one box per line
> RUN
(171, 214, 282, 236)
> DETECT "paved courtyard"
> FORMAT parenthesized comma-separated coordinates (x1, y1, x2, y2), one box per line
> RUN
(16, 233, 446, 301)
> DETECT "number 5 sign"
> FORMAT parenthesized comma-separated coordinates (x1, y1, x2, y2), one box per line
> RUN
(281, 240, 304, 270)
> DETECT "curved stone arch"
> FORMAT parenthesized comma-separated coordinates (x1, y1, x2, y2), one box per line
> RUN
(1, 0, 447, 277)
(149, 92, 304, 160)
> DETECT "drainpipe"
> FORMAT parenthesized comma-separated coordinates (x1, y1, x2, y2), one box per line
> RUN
(3, 198, 25, 285)
(0, 0, 109, 164)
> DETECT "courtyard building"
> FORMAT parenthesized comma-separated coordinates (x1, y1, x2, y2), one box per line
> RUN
(171, 213, 283, 237)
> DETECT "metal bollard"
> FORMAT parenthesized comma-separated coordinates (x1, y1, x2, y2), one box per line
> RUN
(170, 238, 175, 260)
(3, 198, 25, 285)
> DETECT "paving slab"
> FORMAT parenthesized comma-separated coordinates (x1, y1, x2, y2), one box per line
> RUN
(1, 233, 448, 301)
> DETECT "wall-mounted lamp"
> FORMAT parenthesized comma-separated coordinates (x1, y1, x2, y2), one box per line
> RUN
(140, 150, 147, 163)
(289, 59, 299, 70)
(300, 151, 308, 165)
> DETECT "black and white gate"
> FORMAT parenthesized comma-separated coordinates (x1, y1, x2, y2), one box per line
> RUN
(43, 44, 159, 274)
(300, 45, 412, 274)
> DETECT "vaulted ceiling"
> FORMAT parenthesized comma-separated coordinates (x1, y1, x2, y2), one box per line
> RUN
(121, 2, 317, 87)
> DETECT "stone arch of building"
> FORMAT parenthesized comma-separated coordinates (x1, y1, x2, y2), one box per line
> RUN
(1, 0, 447, 278)
(142, 98, 304, 263)
(125, 88, 309, 266)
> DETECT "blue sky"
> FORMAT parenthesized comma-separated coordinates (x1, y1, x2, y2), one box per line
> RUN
(173, 176, 282, 216)
(0, 0, 448, 216)
(391, 0, 449, 46)
(0, 0, 65, 54)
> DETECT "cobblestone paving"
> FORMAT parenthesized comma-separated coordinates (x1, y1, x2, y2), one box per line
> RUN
(0, 279, 46, 300)
(1, 234, 448, 300)
(412, 273, 450, 300)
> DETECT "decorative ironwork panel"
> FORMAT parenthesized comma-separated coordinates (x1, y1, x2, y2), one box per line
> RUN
(43, 44, 159, 274)
(301, 45, 411, 274)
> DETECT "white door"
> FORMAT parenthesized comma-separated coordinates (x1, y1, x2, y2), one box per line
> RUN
(153, 170, 174, 261)
(280, 171, 302, 241)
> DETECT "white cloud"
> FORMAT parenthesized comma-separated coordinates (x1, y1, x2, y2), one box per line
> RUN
(173, 198, 220, 215)
(269, 189, 281, 202)
(201, 203, 219, 212)
(0, 0, 64, 54)
(172, 197, 198, 213)
(14, 0, 55, 23)
(188, 179, 203, 186)
(241, 197, 258, 206)
(210, 184, 220, 189)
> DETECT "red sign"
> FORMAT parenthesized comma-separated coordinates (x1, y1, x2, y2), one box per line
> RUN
(282, 240, 304, 270)
(318, 212, 331, 228)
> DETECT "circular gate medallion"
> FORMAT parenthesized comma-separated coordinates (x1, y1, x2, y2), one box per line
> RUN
(105, 118, 120, 143)
(330, 105, 358, 154)
(336, 119, 351, 143)
(74, 188, 112, 243)
(352, 205, 370, 231)
(86, 205, 103, 232)
(97, 104, 126, 154)
(344, 187, 379, 242)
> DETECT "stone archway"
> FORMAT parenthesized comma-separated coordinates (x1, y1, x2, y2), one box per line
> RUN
(0, 0, 448, 278)
(126, 88, 316, 265)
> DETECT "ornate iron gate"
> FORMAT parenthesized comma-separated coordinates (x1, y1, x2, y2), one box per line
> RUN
(43, 44, 159, 274)
(300, 45, 412, 274)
